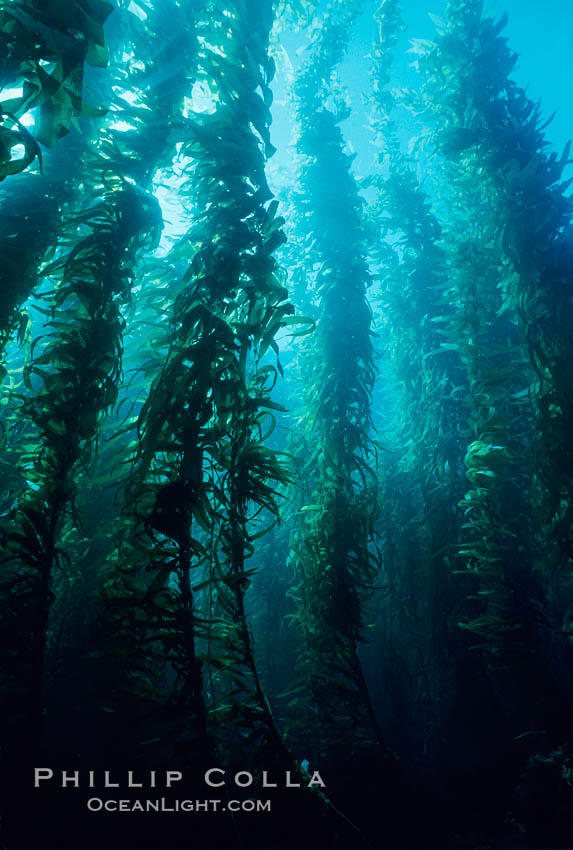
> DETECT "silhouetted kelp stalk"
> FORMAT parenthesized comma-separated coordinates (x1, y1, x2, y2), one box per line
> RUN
(449, 238, 534, 661)
(414, 0, 573, 582)
(50, 0, 207, 754)
(87, 0, 201, 459)
(77, 0, 202, 485)
(0, 185, 160, 756)
(365, 0, 475, 751)
(0, 0, 177, 761)
(101, 0, 305, 774)
(288, 0, 390, 763)
(0, 136, 105, 388)
(408, 0, 573, 711)
(369, 0, 469, 491)
(400, 1, 528, 664)
(0, 1, 116, 371)
(0, 0, 113, 181)
(0, 175, 61, 376)
(0, 0, 192, 380)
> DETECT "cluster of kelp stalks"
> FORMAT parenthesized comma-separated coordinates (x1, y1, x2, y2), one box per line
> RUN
(1, 0, 573, 847)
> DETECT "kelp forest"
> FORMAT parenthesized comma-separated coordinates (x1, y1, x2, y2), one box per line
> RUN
(1, 0, 573, 847)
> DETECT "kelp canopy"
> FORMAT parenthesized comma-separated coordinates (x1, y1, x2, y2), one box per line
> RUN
(1, 0, 573, 848)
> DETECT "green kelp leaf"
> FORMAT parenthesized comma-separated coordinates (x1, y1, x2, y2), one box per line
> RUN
(281, 315, 315, 337)
(0, 117, 43, 179)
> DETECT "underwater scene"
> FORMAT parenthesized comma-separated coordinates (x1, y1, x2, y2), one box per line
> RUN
(1, 0, 573, 847)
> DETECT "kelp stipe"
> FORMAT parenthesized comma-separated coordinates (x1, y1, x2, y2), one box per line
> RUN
(0, 0, 175, 817)
(0, 176, 61, 372)
(285, 0, 396, 795)
(0, 187, 160, 761)
(0, 0, 113, 181)
(365, 0, 482, 767)
(101, 0, 298, 778)
(423, 3, 573, 584)
(406, 0, 573, 785)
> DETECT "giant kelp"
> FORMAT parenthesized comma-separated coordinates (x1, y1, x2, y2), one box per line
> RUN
(0, 166, 160, 766)
(408, 0, 573, 740)
(410, 0, 573, 572)
(0, 0, 113, 178)
(99, 0, 306, 783)
(287, 0, 389, 766)
(365, 0, 481, 767)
